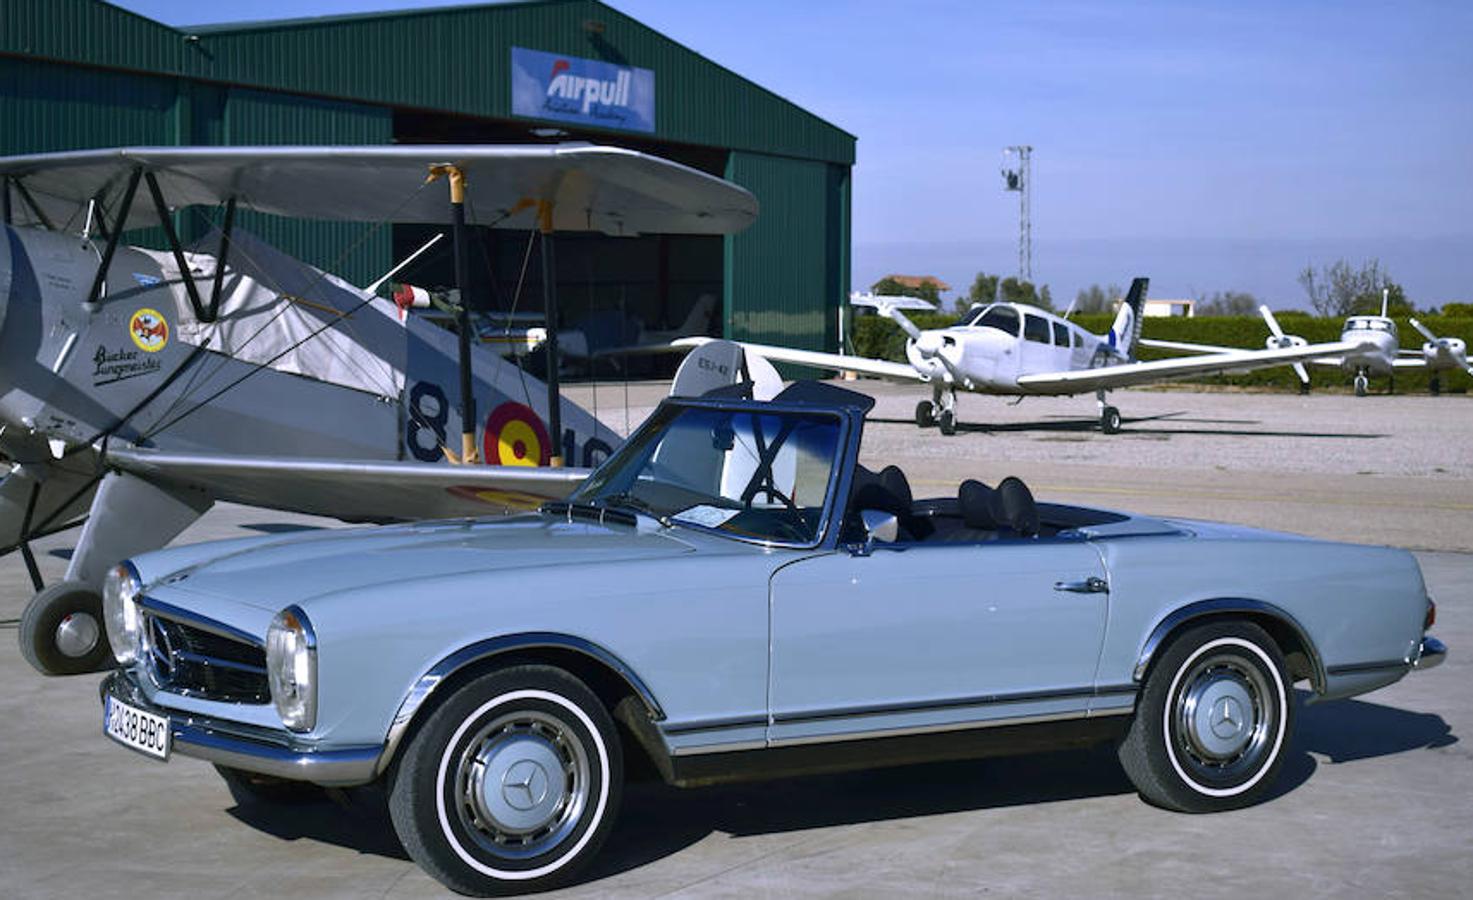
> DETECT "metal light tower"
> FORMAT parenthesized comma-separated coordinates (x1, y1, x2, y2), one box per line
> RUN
(1001, 145, 1032, 281)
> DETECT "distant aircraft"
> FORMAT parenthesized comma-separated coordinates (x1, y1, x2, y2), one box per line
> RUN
(679, 278, 1366, 434)
(0, 144, 756, 674)
(1148, 289, 1471, 395)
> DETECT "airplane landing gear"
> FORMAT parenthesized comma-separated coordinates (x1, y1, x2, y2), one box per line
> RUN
(939, 409, 957, 436)
(1354, 370, 1369, 397)
(1430, 375, 1442, 396)
(1096, 389, 1122, 434)
(935, 387, 958, 436)
(914, 400, 935, 428)
(19, 580, 111, 675)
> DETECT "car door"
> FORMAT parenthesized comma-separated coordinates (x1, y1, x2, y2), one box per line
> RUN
(767, 539, 1109, 745)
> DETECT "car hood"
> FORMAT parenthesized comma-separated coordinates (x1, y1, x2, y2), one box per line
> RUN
(148, 514, 704, 612)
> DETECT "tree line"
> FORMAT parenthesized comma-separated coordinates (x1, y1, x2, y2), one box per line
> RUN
(873, 258, 1468, 318)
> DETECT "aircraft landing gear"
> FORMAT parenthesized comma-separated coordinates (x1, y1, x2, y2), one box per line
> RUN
(939, 409, 957, 436)
(1430, 375, 1442, 396)
(1354, 370, 1369, 397)
(935, 386, 958, 436)
(1097, 390, 1122, 434)
(19, 580, 111, 675)
(914, 400, 935, 428)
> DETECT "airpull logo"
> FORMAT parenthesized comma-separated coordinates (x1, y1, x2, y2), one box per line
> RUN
(546, 59, 633, 114)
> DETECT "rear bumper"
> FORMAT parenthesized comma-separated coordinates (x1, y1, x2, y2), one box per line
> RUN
(1413, 636, 1447, 671)
(99, 669, 381, 786)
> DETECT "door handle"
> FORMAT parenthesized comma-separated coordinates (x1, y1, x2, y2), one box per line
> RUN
(1054, 576, 1109, 594)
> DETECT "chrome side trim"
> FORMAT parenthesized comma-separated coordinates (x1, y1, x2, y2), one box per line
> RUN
(374, 632, 666, 777)
(100, 670, 377, 786)
(138, 595, 263, 648)
(1325, 659, 1409, 677)
(670, 739, 767, 757)
(1133, 598, 1326, 693)
(1413, 636, 1447, 671)
(770, 683, 1131, 726)
(768, 710, 1088, 749)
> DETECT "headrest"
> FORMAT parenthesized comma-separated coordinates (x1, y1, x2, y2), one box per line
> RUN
(851, 482, 907, 518)
(989, 476, 1039, 537)
(879, 465, 912, 508)
(957, 479, 997, 529)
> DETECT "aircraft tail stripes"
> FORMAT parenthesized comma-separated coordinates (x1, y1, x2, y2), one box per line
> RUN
(1108, 277, 1149, 361)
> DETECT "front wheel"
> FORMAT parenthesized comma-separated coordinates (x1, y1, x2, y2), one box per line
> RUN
(388, 665, 622, 896)
(914, 400, 936, 428)
(938, 409, 956, 436)
(18, 580, 111, 675)
(1117, 620, 1294, 813)
(1100, 405, 1122, 434)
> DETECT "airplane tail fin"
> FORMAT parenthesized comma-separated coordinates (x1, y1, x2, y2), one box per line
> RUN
(1107, 277, 1149, 361)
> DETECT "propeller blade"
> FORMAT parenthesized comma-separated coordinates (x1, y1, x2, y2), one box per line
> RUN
(1259, 305, 1286, 339)
(1408, 317, 1439, 343)
(1292, 362, 1309, 385)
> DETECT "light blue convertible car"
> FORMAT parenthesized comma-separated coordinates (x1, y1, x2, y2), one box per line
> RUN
(98, 382, 1446, 895)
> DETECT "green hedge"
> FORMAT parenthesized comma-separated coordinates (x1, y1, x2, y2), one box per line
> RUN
(850, 313, 1473, 393)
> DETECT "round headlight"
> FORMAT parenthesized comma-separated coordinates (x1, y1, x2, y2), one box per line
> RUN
(266, 605, 317, 732)
(102, 563, 143, 665)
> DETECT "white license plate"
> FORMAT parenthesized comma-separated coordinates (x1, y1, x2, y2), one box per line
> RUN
(104, 695, 170, 760)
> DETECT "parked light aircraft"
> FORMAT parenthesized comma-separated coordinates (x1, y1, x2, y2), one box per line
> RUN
(679, 278, 1368, 434)
(1145, 289, 1472, 395)
(0, 144, 756, 674)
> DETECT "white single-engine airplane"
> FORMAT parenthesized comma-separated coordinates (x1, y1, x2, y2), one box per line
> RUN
(680, 278, 1368, 434)
(0, 143, 757, 675)
(1145, 289, 1472, 396)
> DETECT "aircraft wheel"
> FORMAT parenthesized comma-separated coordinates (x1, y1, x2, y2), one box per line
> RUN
(1101, 405, 1122, 434)
(19, 580, 113, 676)
(914, 400, 936, 428)
(1298, 381, 1311, 396)
(1430, 376, 1441, 396)
(938, 410, 957, 436)
(1354, 374, 1369, 397)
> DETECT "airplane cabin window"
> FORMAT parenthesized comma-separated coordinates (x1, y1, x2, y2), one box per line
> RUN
(1052, 321, 1069, 346)
(1024, 314, 1051, 344)
(975, 306, 1021, 336)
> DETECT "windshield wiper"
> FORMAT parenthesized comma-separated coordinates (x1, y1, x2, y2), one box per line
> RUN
(600, 493, 673, 528)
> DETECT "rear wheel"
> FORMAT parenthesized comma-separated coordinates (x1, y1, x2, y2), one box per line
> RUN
(18, 581, 111, 675)
(387, 665, 622, 896)
(914, 400, 935, 428)
(1100, 405, 1122, 434)
(1118, 620, 1293, 812)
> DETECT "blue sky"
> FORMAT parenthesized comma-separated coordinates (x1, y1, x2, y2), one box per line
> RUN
(113, 0, 1473, 306)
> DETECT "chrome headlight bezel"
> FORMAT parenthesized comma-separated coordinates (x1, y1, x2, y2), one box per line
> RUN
(102, 562, 143, 665)
(266, 605, 318, 732)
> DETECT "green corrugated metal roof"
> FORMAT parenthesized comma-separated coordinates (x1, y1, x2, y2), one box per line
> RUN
(1, 0, 854, 164)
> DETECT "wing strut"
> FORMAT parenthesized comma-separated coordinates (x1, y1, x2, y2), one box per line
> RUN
(430, 164, 482, 465)
(537, 204, 564, 467)
(85, 167, 142, 307)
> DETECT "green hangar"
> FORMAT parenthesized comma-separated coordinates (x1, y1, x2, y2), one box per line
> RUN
(1, 0, 855, 355)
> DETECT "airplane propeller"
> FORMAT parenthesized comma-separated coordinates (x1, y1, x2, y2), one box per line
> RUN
(1410, 318, 1473, 376)
(1259, 305, 1310, 388)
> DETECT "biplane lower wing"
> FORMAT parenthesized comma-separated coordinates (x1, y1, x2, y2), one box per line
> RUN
(105, 447, 591, 522)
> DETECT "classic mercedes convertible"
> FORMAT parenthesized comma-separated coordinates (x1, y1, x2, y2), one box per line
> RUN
(98, 382, 1445, 895)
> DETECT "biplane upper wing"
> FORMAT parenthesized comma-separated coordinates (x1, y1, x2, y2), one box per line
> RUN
(0, 143, 758, 235)
(672, 337, 927, 382)
(105, 447, 592, 521)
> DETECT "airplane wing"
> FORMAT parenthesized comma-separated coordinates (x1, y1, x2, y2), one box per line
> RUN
(1016, 340, 1374, 394)
(672, 337, 927, 382)
(0, 144, 757, 236)
(1392, 358, 1429, 369)
(1138, 337, 1242, 355)
(105, 447, 590, 521)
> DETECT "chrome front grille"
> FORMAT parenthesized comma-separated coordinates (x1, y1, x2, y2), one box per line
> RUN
(144, 614, 270, 704)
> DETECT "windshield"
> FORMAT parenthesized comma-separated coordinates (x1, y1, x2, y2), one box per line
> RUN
(571, 404, 844, 545)
(970, 305, 1021, 336)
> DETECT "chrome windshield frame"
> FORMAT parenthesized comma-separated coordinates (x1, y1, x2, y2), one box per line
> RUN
(568, 395, 864, 552)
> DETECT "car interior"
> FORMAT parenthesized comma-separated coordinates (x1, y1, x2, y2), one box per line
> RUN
(842, 464, 1127, 545)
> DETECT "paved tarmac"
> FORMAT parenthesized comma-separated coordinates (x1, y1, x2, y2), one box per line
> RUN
(1, 384, 1468, 898)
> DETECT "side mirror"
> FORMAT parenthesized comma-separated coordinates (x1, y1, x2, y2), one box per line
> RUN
(858, 508, 898, 545)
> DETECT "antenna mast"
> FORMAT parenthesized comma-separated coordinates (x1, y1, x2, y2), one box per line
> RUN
(1001, 145, 1032, 281)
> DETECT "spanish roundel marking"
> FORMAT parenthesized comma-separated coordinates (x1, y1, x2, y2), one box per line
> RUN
(483, 402, 551, 467)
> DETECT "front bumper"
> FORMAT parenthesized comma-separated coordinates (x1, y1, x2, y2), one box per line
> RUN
(1413, 636, 1447, 671)
(100, 669, 381, 786)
